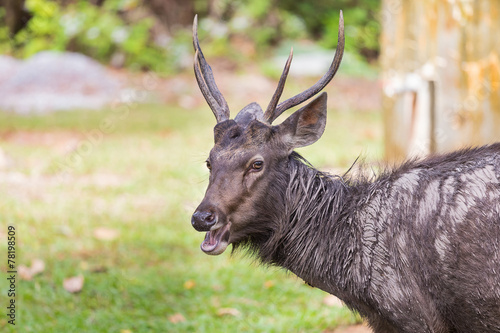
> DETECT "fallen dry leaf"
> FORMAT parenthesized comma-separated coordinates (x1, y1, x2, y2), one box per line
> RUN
(120, 330, 133, 333)
(63, 275, 84, 293)
(168, 313, 186, 324)
(93, 227, 119, 241)
(323, 294, 343, 307)
(263, 280, 275, 289)
(30, 259, 45, 275)
(183, 279, 196, 290)
(18, 265, 33, 281)
(18, 259, 45, 281)
(216, 308, 240, 317)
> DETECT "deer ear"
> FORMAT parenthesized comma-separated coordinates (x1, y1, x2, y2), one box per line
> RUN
(275, 92, 327, 150)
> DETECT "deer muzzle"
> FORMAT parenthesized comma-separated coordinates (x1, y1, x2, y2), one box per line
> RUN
(192, 206, 231, 255)
(200, 222, 231, 255)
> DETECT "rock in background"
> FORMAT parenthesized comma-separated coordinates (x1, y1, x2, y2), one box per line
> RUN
(0, 51, 122, 114)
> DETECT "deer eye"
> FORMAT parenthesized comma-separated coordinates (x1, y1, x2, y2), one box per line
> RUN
(251, 161, 263, 171)
(206, 160, 212, 171)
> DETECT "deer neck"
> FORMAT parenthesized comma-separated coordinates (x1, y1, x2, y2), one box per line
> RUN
(265, 154, 359, 296)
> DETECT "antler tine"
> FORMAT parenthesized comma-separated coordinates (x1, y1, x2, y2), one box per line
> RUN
(264, 47, 293, 123)
(269, 11, 345, 124)
(193, 15, 230, 122)
(194, 51, 226, 122)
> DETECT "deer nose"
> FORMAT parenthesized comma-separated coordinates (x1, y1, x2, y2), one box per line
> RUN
(191, 209, 217, 231)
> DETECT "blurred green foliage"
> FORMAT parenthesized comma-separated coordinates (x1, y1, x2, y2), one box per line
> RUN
(195, 0, 380, 58)
(317, 1, 381, 59)
(0, 0, 180, 73)
(0, 0, 380, 73)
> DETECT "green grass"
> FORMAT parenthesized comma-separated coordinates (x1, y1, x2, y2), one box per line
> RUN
(0, 102, 382, 332)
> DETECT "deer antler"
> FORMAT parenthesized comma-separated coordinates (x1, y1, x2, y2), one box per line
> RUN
(193, 15, 230, 123)
(264, 48, 293, 123)
(265, 11, 345, 124)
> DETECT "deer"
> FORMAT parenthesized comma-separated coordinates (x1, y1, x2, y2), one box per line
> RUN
(190, 12, 500, 333)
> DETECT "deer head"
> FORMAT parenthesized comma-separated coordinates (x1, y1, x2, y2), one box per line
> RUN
(191, 13, 344, 255)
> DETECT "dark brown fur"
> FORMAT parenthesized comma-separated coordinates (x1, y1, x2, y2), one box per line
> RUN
(231, 145, 500, 332)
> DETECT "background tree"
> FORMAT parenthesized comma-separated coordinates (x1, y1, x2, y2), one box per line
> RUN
(1, 0, 32, 37)
(143, 0, 194, 33)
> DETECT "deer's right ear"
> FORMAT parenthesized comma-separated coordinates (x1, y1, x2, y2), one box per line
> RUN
(275, 92, 327, 150)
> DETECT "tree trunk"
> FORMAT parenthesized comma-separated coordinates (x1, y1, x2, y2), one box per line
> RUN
(3, 0, 32, 36)
(381, 0, 500, 161)
(143, 0, 194, 33)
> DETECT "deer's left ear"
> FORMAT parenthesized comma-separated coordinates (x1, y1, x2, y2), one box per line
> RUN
(275, 92, 327, 150)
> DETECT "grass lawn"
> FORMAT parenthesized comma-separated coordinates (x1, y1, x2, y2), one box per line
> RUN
(0, 101, 382, 333)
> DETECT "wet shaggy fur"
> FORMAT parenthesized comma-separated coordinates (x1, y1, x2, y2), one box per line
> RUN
(233, 144, 500, 333)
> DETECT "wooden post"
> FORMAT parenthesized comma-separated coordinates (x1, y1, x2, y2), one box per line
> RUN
(381, 0, 500, 162)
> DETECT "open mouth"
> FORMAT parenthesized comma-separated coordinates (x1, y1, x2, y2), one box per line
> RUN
(200, 222, 231, 255)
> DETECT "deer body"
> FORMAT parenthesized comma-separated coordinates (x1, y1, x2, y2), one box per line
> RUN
(190, 13, 500, 333)
(257, 149, 500, 332)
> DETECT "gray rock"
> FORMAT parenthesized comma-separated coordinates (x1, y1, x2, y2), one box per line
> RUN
(0, 51, 122, 113)
(0, 55, 22, 85)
